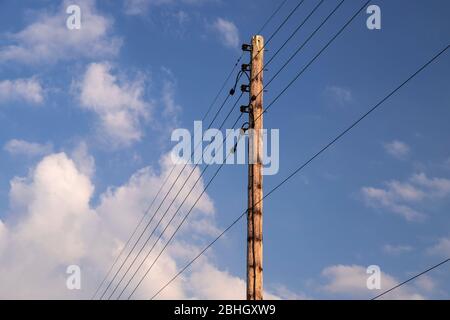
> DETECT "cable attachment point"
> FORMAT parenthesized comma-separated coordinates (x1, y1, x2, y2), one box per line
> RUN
(231, 122, 249, 154)
(240, 105, 250, 114)
(241, 84, 250, 93)
(241, 64, 251, 72)
(242, 44, 252, 52)
(240, 122, 250, 135)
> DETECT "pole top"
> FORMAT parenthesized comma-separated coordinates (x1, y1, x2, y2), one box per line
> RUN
(252, 35, 264, 49)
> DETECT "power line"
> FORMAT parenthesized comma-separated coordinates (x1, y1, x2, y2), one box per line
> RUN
(93, 57, 242, 302)
(108, 93, 244, 299)
(95, 0, 385, 301)
(126, 113, 246, 299)
(247, 4, 347, 292)
(262, 0, 369, 115)
(116, 95, 244, 299)
(93, 0, 295, 298)
(264, 0, 306, 47)
(96, 0, 315, 300)
(122, 0, 362, 299)
(91, 164, 176, 299)
(149, 44, 450, 300)
(248, 0, 370, 131)
(202, 58, 243, 122)
(203, 0, 292, 121)
(98, 77, 241, 300)
(118, 2, 328, 299)
(249, 0, 348, 97)
(120, 0, 344, 298)
(100, 87, 241, 299)
(372, 258, 450, 300)
(256, 0, 290, 35)
(251, 0, 307, 66)
(258, 0, 326, 79)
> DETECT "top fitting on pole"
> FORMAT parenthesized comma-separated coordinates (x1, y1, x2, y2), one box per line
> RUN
(242, 43, 252, 52)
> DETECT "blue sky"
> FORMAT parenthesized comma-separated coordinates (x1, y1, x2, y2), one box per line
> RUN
(0, 0, 449, 299)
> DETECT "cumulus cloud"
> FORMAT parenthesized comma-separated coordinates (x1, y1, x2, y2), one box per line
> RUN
(212, 18, 240, 49)
(383, 140, 410, 160)
(321, 264, 424, 300)
(4, 139, 53, 157)
(78, 62, 152, 147)
(0, 78, 44, 105)
(70, 141, 95, 177)
(0, 152, 210, 299)
(0, 0, 121, 65)
(188, 263, 246, 299)
(186, 265, 287, 300)
(0, 151, 296, 299)
(361, 173, 450, 222)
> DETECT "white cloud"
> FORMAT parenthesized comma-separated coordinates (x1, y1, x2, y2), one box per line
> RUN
(159, 69, 182, 131)
(268, 284, 309, 300)
(0, 0, 121, 65)
(411, 173, 450, 197)
(321, 264, 424, 300)
(5, 153, 98, 288)
(70, 141, 95, 177)
(186, 264, 291, 300)
(188, 263, 246, 299)
(162, 79, 181, 119)
(0, 151, 296, 299)
(78, 62, 152, 147)
(4, 139, 53, 157)
(325, 86, 352, 105)
(428, 237, 450, 258)
(415, 275, 436, 293)
(0, 220, 7, 254)
(361, 173, 450, 222)
(0, 152, 208, 298)
(212, 18, 240, 49)
(361, 186, 425, 222)
(383, 244, 413, 255)
(386, 180, 425, 202)
(0, 78, 44, 105)
(383, 140, 410, 160)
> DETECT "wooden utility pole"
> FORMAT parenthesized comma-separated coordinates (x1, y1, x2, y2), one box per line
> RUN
(247, 35, 264, 301)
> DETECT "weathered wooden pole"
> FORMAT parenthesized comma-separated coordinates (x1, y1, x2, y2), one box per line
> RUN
(247, 35, 264, 301)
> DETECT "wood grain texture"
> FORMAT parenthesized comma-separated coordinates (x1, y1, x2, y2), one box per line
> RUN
(247, 35, 264, 301)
